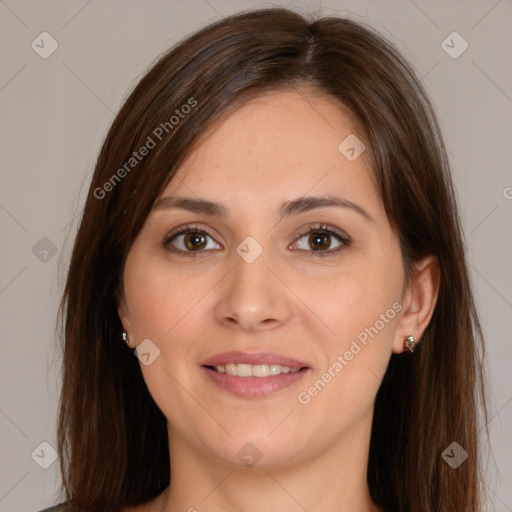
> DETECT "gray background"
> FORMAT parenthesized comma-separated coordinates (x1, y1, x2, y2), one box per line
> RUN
(0, 0, 511, 510)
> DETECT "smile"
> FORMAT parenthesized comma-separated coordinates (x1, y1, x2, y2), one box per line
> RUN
(200, 351, 311, 398)
(210, 363, 301, 377)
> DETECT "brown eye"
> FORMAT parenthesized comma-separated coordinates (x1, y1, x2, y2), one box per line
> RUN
(308, 232, 332, 251)
(290, 225, 350, 257)
(163, 225, 221, 254)
(183, 232, 207, 251)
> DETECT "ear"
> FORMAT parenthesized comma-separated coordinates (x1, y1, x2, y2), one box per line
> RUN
(392, 255, 440, 354)
(117, 288, 134, 348)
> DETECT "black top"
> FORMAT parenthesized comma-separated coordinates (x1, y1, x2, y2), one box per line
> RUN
(38, 504, 121, 512)
(38, 504, 77, 512)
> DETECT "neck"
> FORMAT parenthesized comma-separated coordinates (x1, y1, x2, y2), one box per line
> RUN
(159, 410, 382, 512)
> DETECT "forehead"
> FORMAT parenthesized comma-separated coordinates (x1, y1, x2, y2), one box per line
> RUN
(161, 89, 378, 210)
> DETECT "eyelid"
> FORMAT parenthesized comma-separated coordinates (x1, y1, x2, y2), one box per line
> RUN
(162, 223, 351, 256)
(291, 224, 351, 257)
(163, 223, 222, 253)
(294, 224, 350, 244)
(164, 223, 218, 243)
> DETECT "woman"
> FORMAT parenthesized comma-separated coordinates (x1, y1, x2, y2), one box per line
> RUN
(41, 7, 488, 512)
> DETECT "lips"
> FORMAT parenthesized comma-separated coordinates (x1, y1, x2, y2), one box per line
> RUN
(200, 351, 309, 370)
(200, 351, 311, 398)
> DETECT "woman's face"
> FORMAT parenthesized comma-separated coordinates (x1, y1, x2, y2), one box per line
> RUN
(119, 89, 409, 469)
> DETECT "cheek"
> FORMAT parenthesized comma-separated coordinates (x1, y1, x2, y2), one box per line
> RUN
(295, 274, 400, 429)
(299, 265, 401, 347)
(294, 263, 401, 399)
(122, 256, 210, 415)
(124, 253, 211, 341)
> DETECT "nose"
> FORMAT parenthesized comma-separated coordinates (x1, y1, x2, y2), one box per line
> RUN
(214, 247, 293, 332)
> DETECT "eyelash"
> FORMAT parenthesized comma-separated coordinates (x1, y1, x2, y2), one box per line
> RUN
(295, 224, 351, 257)
(162, 223, 351, 258)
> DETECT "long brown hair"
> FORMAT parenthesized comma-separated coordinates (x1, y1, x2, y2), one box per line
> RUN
(57, 7, 488, 511)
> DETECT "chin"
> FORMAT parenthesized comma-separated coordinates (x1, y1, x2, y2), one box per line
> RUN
(208, 430, 307, 470)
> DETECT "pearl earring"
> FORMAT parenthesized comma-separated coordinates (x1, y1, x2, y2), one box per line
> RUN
(404, 335, 416, 353)
(122, 331, 131, 347)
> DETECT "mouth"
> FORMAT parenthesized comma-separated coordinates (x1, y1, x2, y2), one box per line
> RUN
(200, 351, 311, 398)
(203, 363, 306, 377)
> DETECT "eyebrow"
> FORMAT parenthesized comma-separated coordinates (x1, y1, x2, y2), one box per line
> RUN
(153, 194, 373, 223)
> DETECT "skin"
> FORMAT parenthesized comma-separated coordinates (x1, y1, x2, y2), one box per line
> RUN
(119, 89, 439, 512)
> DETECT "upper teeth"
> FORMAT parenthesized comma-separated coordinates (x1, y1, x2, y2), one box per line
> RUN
(216, 363, 300, 377)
